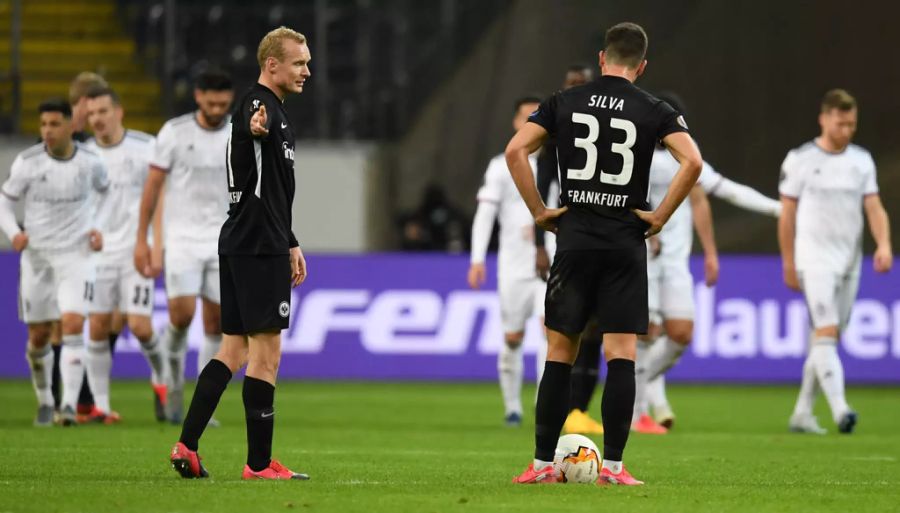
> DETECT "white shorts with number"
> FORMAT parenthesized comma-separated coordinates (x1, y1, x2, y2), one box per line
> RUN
(90, 256, 155, 316)
(164, 241, 220, 302)
(799, 270, 860, 330)
(498, 274, 544, 334)
(18, 248, 95, 323)
(647, 254, 695, 323)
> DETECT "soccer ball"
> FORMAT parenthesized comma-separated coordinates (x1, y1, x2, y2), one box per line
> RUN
(554, 434, 601, 483)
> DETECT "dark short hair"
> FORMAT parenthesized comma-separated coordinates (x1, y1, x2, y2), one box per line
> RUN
(38, 98, 72, 118)
(821, 89, 856, 113)
(567, 63, 594, 77)
(604, 22, 648, 68)
(195, 69, 233, 91)
(85, 86, 121, 105)
(656, 91, 686, 115)
(514, 95, 542, 112)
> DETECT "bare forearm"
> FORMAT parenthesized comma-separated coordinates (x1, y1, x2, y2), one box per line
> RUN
(690, 188, 717, 259)
(656, 161, 701, 223)
(137, 177, 162, 243)
(868, 205, 891, 249)
(151, 186, 165, 248)
(506, 148, 545, 217)
(778, 201, 797, 266)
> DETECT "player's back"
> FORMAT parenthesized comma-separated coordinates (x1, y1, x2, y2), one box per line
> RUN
(529, 76, 687, 251)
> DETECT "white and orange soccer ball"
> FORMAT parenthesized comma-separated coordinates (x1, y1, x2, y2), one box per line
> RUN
(554, 434, 601, 483)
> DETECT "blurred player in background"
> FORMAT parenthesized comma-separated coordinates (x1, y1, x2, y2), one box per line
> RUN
(507, 22, 702, 485)
(779, 89, 892, 434)
(468, 95, 545, 427)
(85, 86, 168, 422)
(135, 69, 233, 424)
(0, 100, 111, 426)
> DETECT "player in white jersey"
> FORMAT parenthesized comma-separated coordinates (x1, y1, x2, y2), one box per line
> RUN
(0, 100, 111, 426)
(134, 70, 234, 423)
(779, 89, 892, 434)
(468, 96, 547, 426)
(84, 86, 170, 422)
(633, 144, 782, 432)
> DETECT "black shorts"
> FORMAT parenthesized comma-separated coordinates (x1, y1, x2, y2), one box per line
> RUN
(220, 254, 291, 335)
(544, 247, 648, 335)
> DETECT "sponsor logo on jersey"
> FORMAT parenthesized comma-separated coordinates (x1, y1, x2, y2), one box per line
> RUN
(676, 115, 688, 129)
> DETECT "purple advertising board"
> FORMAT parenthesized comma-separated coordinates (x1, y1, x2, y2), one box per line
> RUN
(0, 252, 897, 382)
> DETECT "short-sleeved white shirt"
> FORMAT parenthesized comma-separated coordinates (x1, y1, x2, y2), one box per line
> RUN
(779, 141, 878, 274)
(150, 112, 230, 247)
(648, 148, 722, 260)
(86, 130, 155, 260)
(1, 143, 108, 252)
(476, 153, 538, 281)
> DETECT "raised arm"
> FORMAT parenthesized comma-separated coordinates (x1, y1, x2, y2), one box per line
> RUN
(708, 176, 781, 217)
(689, 185, 718, 286)
(505, 123, 567, 232)
(778, 197, 800, 290)
(636, 132, 702, 236)
(864, 194, 893, 273)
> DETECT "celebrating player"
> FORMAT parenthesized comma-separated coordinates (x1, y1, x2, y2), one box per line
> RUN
(506, 22, 702, 485)
(85, 86, 168, 422)
(0, 100, 110, 426)
(468, 95, 545, 427)
(134, 69, 233, 423)
(169, 26, 310, 480)
(779, 89, 892, 434)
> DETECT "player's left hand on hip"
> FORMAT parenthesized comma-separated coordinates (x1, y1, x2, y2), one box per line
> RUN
(632, 209, 663, 238)
(704, 254, 719, 286)
(89, 230, 103, 251)
(534, 206, 568, 234)
(874, 246, 893, 273)
(290, 246, 307, 287)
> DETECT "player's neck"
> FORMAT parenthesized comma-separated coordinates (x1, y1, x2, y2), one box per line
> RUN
(97, 126, 125, 147)
(46, 141, 75, 159)
(815, 135, 848, 154)
(194, 111, 224, 130)
(257, 74, 286, 102)
(600, 66, 638, 82)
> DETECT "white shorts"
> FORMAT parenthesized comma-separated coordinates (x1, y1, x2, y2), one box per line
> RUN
(799, 270, 860, 330)
(90, 257, 155, 316)
(647, 254, 695, 322)
(498, 275, 543, 334)
(18, 248, 94, 323)
(164, 241, 220, 303)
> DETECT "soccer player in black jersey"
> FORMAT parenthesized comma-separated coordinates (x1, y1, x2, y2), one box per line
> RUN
(507, 22, 702, 485)
(169, 26, 311, 481)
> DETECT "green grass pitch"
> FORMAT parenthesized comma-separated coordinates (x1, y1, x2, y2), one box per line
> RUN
(1, 380, 898, 512)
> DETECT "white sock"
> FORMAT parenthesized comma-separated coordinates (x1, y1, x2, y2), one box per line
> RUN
(59, 334, 86, 411)
(26, 342, 54, 406)
(602, 459, 623, 474)
(139, 333, 167, 386)
(791, 352, 818, 418)
(198, 333, 221, 375)
(163, 323, 188, 389)
(498, 342, 523, 416)
(633, 339, 654, 421)
(810, 337, 850, 422)
(86, 339, 112, 413)
(533, 458, 554, 471)
(647, 375, 669, 413)
(645, 336, 686, 380)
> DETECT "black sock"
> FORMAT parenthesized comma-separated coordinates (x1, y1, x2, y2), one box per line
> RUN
(51, 344, 62, 409)
(243, 376, 276, 472)
(534, 361, 572, 462)
(109, 332, 119, 354)
(179, 359, 232, 451)
(601, 358, 635, 462)
(570, 339, 601, 411)
(78, 371, 94, 406)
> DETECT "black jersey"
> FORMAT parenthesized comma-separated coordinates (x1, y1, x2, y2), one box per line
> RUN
(219, 83, 298, 255)
(528, 75, 688, 251)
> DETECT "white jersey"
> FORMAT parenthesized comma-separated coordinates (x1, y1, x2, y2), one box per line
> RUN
(779, 141, 878, 274)
(648, 148, 722, 260)
(476, 153, 538, 280)
(150, 112, 230, 247)
(86, 130, 155, 260)
(1, 143, 108, 252)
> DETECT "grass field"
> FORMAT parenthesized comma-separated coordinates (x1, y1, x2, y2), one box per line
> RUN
(1, 380, 899, 513)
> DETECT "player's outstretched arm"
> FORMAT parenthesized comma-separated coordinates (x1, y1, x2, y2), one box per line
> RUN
(637, 132, 702, 236)
(709, 176, 782, 218)
(689, 185, 718, 286)
(864, 194, 893, 273)
(468, 200, 498, 289)
(135, 166, 167, 277)
(778, 197, 800, 290)
(505, 123, 567, 233)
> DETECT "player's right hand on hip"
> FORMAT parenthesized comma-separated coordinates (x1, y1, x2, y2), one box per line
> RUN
(250, 104, 269, 137)
(11, 231, 28, 252)
(782, 265, 801, 291)
(632, 208, 663, 238)
(134, 241, 152, 278)
(467, 263, 486, 289)
(534, 206, 567, 234)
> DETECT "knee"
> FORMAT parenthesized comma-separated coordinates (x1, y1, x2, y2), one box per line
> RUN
(130, 321, 153, 343)
(667, 328, 692, 345)
(28, 325, 52, 347)
(60, 316, 84, 335)
(504, 332, 524, 349)
(88, 316, 110, 340)
(814, 326, 839, 339)
(169, 311, 193, 330)
(202, 316, 220, 335)
(217, 345, 248, 373)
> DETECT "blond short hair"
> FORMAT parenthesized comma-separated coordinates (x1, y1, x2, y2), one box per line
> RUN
(257, 26, 307, 68)
(821, 89, 857, 113)
(69, 71, 108, 105)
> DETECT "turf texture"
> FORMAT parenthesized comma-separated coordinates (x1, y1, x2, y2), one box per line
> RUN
(1, 380, 898, 513)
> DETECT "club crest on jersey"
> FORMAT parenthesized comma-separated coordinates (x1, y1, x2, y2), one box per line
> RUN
(279, 301, 290, 318)
(251, 99, 261, 112)
(282, 141, 295, 161)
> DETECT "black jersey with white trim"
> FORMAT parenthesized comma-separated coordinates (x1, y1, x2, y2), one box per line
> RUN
(528, 76, 688, 250)
(219, 83, 298, 256)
